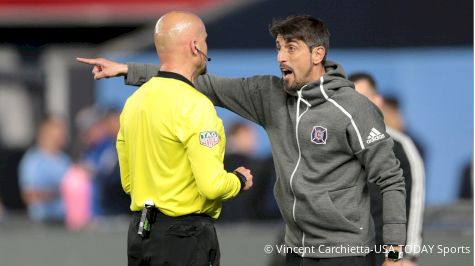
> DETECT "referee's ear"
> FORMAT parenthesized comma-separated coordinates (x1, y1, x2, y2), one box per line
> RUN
(191, 41, 199, 56)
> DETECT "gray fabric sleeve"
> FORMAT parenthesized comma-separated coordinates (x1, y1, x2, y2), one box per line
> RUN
(347, 100, 407, 245)
(124, 63, 160, 86)
(124, 63, 273, 126)
(195, 75, 274, 126)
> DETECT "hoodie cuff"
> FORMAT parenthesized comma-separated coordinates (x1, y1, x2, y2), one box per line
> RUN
(383, 223, 406, 245)
(124, 63, 150, 86)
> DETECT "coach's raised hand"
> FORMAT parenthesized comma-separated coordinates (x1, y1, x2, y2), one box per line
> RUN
(76, 57, 128, 80)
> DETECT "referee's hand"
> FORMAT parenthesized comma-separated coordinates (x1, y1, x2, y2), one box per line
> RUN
(235, 167, 253, 191)
(76, 57, 128, 80)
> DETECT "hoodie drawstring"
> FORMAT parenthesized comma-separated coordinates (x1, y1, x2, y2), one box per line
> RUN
(289, 84, 312, 257)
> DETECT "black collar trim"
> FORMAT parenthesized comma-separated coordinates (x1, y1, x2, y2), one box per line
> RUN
(157, 71, 195, 88)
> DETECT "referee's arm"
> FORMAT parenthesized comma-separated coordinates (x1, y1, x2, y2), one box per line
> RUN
(181, 100, 241, 201)
(117, 111, 130, 194)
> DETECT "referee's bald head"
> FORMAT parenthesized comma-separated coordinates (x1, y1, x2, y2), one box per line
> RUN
(154, 12, 206, 54)
(153, 11, 208, 77)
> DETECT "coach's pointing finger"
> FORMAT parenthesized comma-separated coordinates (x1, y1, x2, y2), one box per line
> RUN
(76, 57, 128, 80)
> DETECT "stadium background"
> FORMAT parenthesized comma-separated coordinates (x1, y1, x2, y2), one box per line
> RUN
(0, 0, 472, 265)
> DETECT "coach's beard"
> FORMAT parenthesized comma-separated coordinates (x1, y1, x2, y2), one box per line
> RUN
(283, 79, 306, 92)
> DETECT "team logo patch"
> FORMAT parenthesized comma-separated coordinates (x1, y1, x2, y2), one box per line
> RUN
(199, 131, 220, 148)
(311, 126, 327, 144)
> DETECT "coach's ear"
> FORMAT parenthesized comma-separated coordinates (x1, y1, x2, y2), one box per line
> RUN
(311, 46, 325, 65)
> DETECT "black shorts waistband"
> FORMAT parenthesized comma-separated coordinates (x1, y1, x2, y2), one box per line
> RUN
(132, 208, 213, 221)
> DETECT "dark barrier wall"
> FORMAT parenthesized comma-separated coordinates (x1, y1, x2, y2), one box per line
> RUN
(0, 0, 472, 48)
(206, 0, 473, 48)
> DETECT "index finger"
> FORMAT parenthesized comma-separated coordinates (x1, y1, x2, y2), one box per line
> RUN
(76, 57, 99, 65)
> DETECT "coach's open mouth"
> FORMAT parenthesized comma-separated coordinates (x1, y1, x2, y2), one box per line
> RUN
(281, 66, 294, 80)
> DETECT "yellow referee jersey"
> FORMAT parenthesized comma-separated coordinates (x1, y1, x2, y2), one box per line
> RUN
(117, 71, 241, 219)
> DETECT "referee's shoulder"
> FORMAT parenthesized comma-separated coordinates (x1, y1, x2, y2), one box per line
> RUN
(183, 83, 214, 106)
(175, 85, 214, 110)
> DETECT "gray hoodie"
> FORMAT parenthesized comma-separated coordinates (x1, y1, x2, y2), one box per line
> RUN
(125, 61, 406, 258)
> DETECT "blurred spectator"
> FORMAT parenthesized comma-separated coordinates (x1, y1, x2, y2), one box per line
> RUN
(349, 72, 425, 264)
(227, 122, 258, 156)
(74, 106, 128, 217)
(74, 106, 108, 163)
(18, 116, 70, 223)
(380, 96, 404, 132)
(220, 122, 279, 221)
(220, 122, 259, 221)
(459, 159, 473, 199)
(383, 96, 426, 162)
(61, 107, 128, 230)
(73, 106, 106, 217)
(95, 110, 129, 216)
(61, 106, 106, 230)
(61, 164, 91, 230)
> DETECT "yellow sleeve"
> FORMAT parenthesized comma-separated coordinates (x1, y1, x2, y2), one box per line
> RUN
(116, 110, 130, 194)
(179, 99, 241, 201)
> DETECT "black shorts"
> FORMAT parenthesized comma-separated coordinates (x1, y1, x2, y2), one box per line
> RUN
(127, 211, 220, 266)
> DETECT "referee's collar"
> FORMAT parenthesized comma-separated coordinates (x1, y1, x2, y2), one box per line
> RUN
(157, 71, 195, 88)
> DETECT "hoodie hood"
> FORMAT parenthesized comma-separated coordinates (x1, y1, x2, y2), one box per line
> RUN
(286, 60, 355, 106)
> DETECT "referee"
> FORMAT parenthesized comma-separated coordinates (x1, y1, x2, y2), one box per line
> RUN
(115, 12, 253, 265)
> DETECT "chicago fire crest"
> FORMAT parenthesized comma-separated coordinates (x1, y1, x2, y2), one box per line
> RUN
(311, 126, 327, 144)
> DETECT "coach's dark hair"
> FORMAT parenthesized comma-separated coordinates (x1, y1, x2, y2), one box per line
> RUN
(348, 72, 378, 93)
(269, 15, 330, 62)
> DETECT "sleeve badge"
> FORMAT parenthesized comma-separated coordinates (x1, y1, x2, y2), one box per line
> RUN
(199, 131, 220, 148)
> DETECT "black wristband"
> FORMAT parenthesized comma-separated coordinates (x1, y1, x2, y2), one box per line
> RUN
(233, 171, 247, 191)
(385, 250, 403, 261)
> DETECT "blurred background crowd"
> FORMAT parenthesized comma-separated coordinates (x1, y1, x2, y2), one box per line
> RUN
(0, 0, 472, 265)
